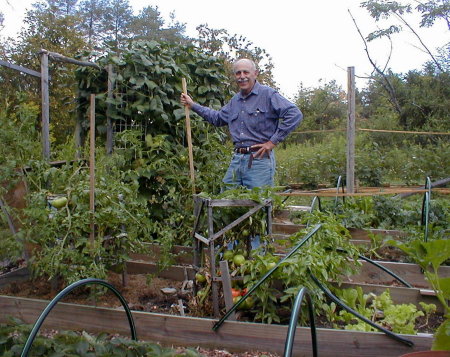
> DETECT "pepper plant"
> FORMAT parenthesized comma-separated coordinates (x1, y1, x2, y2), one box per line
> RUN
(235, 212, 362, 324)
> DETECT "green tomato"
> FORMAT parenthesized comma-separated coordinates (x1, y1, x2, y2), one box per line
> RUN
(242, 296, 255, 310)
(223, 250, 234, 261)
(233, 254, 246, 266)
(50, 197, 68, 209)
(195, 273, 206, 283)
(233, 295, 242, 306)
(179, 155, 188, 163)
(242, 229, 250, 237)
(267, 262, 277, 271)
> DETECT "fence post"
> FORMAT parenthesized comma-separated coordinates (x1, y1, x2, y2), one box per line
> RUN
(40, 50, 50, 160)
(346, 67, 356, 193)
(106, 64, 114, 155)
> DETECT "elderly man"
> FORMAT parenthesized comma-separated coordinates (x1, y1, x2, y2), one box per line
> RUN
(181, 58, 302, 189)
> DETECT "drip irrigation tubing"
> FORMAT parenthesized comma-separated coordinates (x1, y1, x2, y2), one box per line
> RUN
(335, 247, 413, 288)
(283, 287, 317, 357)
(334, 175, 345, 211)
(309, 196, 322, 213)
(306, 196, 322, 228)
(309, 273, 414, 347)
(421, 177, 431, 242)
(282, 188, 293, 204)
(20, 278, 137, 357)
(212, 224, 322, 331)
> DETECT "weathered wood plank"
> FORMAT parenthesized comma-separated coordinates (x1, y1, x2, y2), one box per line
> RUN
(130, 244, 194, 265)
(346, 261, 450, 288)
(0, 59, 42, 78)
(208, 199, 266, 207)
(347, 228, 408, 240)
(125, 261, 195, 281)
(0, 295, 432, 357)
(272, 222, 409, 240)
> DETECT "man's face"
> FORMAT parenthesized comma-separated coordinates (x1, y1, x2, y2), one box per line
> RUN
(234, 60, 258, 96)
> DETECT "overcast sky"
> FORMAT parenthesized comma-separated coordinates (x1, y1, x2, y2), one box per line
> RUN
(2, 0, 449, 98)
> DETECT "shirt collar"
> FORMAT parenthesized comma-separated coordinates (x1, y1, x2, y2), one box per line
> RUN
(238, 81, 260, 100)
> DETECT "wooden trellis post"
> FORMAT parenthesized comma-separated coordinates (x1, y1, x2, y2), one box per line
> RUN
(106, 64, 114, 155)
(89, 94, 96, 246)
(40, 50, 50, 161)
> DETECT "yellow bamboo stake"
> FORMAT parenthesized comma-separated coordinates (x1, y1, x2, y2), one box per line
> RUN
(182, 78, 196, 194)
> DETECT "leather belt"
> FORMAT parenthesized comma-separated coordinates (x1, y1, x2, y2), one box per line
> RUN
(234, 146, 259, 154)
(234, 146, 269, 169)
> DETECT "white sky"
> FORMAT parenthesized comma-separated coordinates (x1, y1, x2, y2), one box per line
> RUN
(2, 0, 449, 98)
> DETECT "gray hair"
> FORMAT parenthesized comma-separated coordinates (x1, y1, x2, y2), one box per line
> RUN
(233, 58, 257, 72)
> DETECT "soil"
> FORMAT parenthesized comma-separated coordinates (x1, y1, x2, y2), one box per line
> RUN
(1, 272, 194, 315)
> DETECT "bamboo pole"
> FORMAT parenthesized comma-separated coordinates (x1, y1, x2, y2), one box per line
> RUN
(181, 78, 195, 194)
(89, 94, 96, 245)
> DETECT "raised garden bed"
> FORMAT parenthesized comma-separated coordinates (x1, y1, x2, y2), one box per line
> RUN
(0, 294, 433, 357)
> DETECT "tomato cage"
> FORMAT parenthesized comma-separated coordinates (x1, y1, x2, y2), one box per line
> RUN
(191, 194, 273, 316)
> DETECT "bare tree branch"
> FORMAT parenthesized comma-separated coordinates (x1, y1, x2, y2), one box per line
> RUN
(392, 11, 444, 72)
(348, 9, 402, 114)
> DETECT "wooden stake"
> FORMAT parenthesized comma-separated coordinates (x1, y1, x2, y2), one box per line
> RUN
(181, 78, 196, 194)
(346, 66, 356, 193)
(89, 94, 96, 245)
(40, 51, 50, 161)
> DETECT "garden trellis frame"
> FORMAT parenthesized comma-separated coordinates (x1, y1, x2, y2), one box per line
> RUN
(0, 50, 100, 160)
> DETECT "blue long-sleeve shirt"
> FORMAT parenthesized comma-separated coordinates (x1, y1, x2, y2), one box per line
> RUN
(191, 81, 303, 148)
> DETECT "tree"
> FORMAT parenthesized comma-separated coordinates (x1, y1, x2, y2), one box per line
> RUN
(416, 0, 450, 29)
(101, 0, 133, 51)
(195, 24, 276, 90)
(293, 80, 348, 131)
(128, 6, 187, 44)
(77, 0, 110, 47)
(1, 0, 88, 143)
(350, 0, 449, 129)
(361, 0, 447, 71)
(47, 0, 78, 15)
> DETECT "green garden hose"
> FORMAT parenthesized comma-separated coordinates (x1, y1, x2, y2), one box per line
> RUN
(283, 287, 317, 357)
(20, 278, 137, 357)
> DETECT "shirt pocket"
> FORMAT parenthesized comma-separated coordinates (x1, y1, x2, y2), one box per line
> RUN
(247, 106, 274, 133)
(246, 106, 269, 131)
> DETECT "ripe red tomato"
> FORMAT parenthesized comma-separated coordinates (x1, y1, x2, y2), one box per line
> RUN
(231, 288, 241, 298)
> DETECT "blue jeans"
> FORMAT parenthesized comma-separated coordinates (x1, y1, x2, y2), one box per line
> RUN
(227, 235, 261, 250)
(222, 151, 276, 189)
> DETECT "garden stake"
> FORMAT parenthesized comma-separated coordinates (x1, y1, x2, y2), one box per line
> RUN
(182, 78, 195, 194)
(89, 94, 95, 247)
